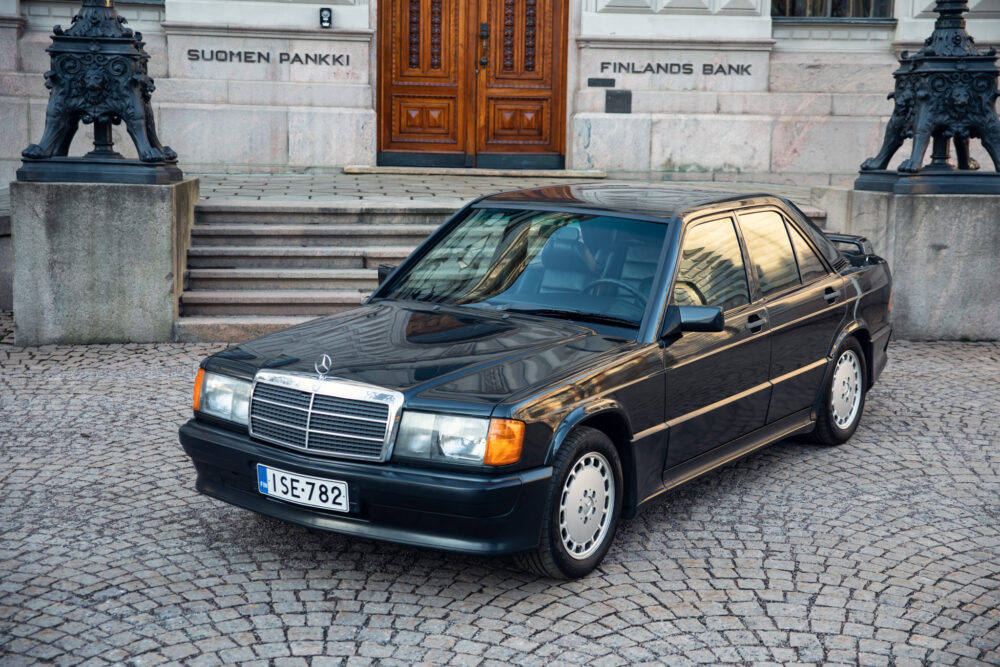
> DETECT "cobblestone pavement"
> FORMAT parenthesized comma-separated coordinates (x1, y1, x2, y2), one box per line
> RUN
(0, 172, 817, 218)
(1, 315, 998, 666)
(191, 174, 816, 208)
(196, 174, 572, 205)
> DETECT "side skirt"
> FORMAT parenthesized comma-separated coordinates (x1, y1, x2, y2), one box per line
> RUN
(632, 409, 814, 515)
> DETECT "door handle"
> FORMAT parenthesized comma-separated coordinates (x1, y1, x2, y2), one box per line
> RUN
(478, 23, 489, 69)
(745, 313, 767, 332)
(824, 287, 841, 303)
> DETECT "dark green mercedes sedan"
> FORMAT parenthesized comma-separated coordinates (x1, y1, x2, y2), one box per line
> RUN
(180, 184, 892, 578)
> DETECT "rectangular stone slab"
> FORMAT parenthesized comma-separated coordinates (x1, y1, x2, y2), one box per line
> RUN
(11, 178, 198, 345)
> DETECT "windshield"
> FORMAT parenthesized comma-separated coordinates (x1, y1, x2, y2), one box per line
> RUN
(379, 207, 669, 328)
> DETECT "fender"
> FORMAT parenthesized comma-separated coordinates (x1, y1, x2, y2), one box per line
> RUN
(544, 401, 640, 513)
(544, 400, 633, 466)
(813, 320, 870, 420)
(828, 320, 868, 361)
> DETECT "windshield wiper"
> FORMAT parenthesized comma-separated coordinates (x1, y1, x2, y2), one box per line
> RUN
(504, 308, 639, 329)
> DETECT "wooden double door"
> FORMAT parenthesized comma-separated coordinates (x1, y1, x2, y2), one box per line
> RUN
(377, 0, 568, 169)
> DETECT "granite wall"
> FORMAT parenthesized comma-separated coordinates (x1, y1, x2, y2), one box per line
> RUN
(0, 0, 376, 182)
(1, 0, 999, 182)
(811, 187, 1000, 341)
(568, 44, 997, 185)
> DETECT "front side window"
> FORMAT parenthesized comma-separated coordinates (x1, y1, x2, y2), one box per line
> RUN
(740, 210, 802, 297)
(380, 208, 669, 328)
(672, 217, 750, 312)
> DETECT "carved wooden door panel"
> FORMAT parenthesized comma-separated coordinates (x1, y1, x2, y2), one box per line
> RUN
(377, 0, 566, 168)
(475, 0, 566, 168)
(378, 0, 475, 166)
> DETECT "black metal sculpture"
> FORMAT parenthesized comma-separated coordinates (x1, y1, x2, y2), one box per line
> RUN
(856, 0, 1000, 194)
(17, 0, 181, 184)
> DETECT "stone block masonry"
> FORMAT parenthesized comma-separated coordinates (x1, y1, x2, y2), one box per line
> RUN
(11, 178, 198, 345)
(812, 188, 1000, 340)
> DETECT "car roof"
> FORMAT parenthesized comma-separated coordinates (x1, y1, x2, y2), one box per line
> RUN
(477, 182, 778, 221)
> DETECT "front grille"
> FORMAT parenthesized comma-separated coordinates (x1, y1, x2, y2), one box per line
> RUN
(248, 374, 401, 461)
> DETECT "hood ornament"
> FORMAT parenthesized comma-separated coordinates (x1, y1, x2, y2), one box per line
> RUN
(314, 354, 333, 379)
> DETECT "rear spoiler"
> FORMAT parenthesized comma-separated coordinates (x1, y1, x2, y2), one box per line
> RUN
(825, 232, 874, 257)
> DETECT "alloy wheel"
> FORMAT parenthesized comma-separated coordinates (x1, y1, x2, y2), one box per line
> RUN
(558, 452, 615, 560)
(831, 349, 863, 429)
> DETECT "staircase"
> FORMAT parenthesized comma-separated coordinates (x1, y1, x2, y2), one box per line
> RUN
(174, 197, 828, 343)
(174, 202, 457, 342)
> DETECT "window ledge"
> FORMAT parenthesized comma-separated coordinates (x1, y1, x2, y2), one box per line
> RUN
(772, 17, 897, 25)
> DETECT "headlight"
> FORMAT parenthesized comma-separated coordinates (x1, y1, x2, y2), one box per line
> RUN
(194, 369, 251, 425)
(393, 411, 524, 466)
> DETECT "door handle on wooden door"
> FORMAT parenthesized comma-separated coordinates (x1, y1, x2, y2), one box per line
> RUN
(478, 23, 490, 70)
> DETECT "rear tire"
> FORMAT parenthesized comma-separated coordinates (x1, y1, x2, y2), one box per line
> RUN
(514, 426, 623, 579)
(812, 336, 867, 446)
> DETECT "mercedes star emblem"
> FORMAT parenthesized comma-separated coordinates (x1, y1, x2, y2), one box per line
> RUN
(315, 354, 333, 378)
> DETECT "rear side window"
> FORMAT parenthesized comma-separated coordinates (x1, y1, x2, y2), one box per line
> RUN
(739, 210, 800, 297)
(673, 217, 750, 311)
(787, 222, 827, 283)
(784, 202, 843, 266)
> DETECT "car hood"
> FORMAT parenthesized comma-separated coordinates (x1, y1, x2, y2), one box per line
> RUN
(205, 301, 632, 410)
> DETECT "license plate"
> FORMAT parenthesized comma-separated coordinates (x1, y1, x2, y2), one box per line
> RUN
(256, 464, 349, 512)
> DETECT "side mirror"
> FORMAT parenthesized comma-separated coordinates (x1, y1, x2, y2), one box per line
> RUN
(660, 305, 725, 339)
(377, 264, 396, 285)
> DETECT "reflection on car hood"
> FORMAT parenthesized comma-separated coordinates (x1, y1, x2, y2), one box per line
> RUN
(206, 301, 632, 408)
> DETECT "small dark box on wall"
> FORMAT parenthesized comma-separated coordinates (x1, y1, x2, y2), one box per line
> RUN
(605, 90, 632, 114)
(320, 7, 333, 28)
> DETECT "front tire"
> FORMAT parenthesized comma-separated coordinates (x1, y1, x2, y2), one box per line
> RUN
(812, 337, 867, 446)
(515, 426, 623, 579)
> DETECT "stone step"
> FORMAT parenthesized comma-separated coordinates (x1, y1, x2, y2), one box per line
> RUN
(190, 223, 439, 247)
(180, 289, 367, 316)
(194, 202, 458, 226)
(186, 245, 414, 269)
(343, 165, 606, 178)
(187, 268, 379, 291)
(174, 315, 318, 343)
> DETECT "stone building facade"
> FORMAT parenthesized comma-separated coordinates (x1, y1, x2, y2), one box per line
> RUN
(1, 0, 998, 185)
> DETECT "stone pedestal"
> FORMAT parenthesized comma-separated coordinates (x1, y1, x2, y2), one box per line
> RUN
(0, 212, 11, 311)
(812, 187, 1000, 340)
(10, 178, 198, 345)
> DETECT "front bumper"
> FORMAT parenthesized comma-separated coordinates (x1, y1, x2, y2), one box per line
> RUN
(179, 419, 552, 555)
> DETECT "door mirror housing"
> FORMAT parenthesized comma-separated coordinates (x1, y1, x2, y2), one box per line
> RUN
(377, 264, 396, 285)
(660, 305, 725, 339)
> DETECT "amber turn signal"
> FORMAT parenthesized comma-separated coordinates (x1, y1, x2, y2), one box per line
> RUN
(484, 418, 525, 466)
(193, 368, 205, 411)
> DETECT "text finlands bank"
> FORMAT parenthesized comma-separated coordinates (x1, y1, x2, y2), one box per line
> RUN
(599, 61, 753, 76)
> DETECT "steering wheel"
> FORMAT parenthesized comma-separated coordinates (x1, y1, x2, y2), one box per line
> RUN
(582, 279, 647, 307)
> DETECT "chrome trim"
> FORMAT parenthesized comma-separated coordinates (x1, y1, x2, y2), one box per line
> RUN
(665, 379, 772, 429)
(770, 358, 828, 386)
(249, 370, 405, 462)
